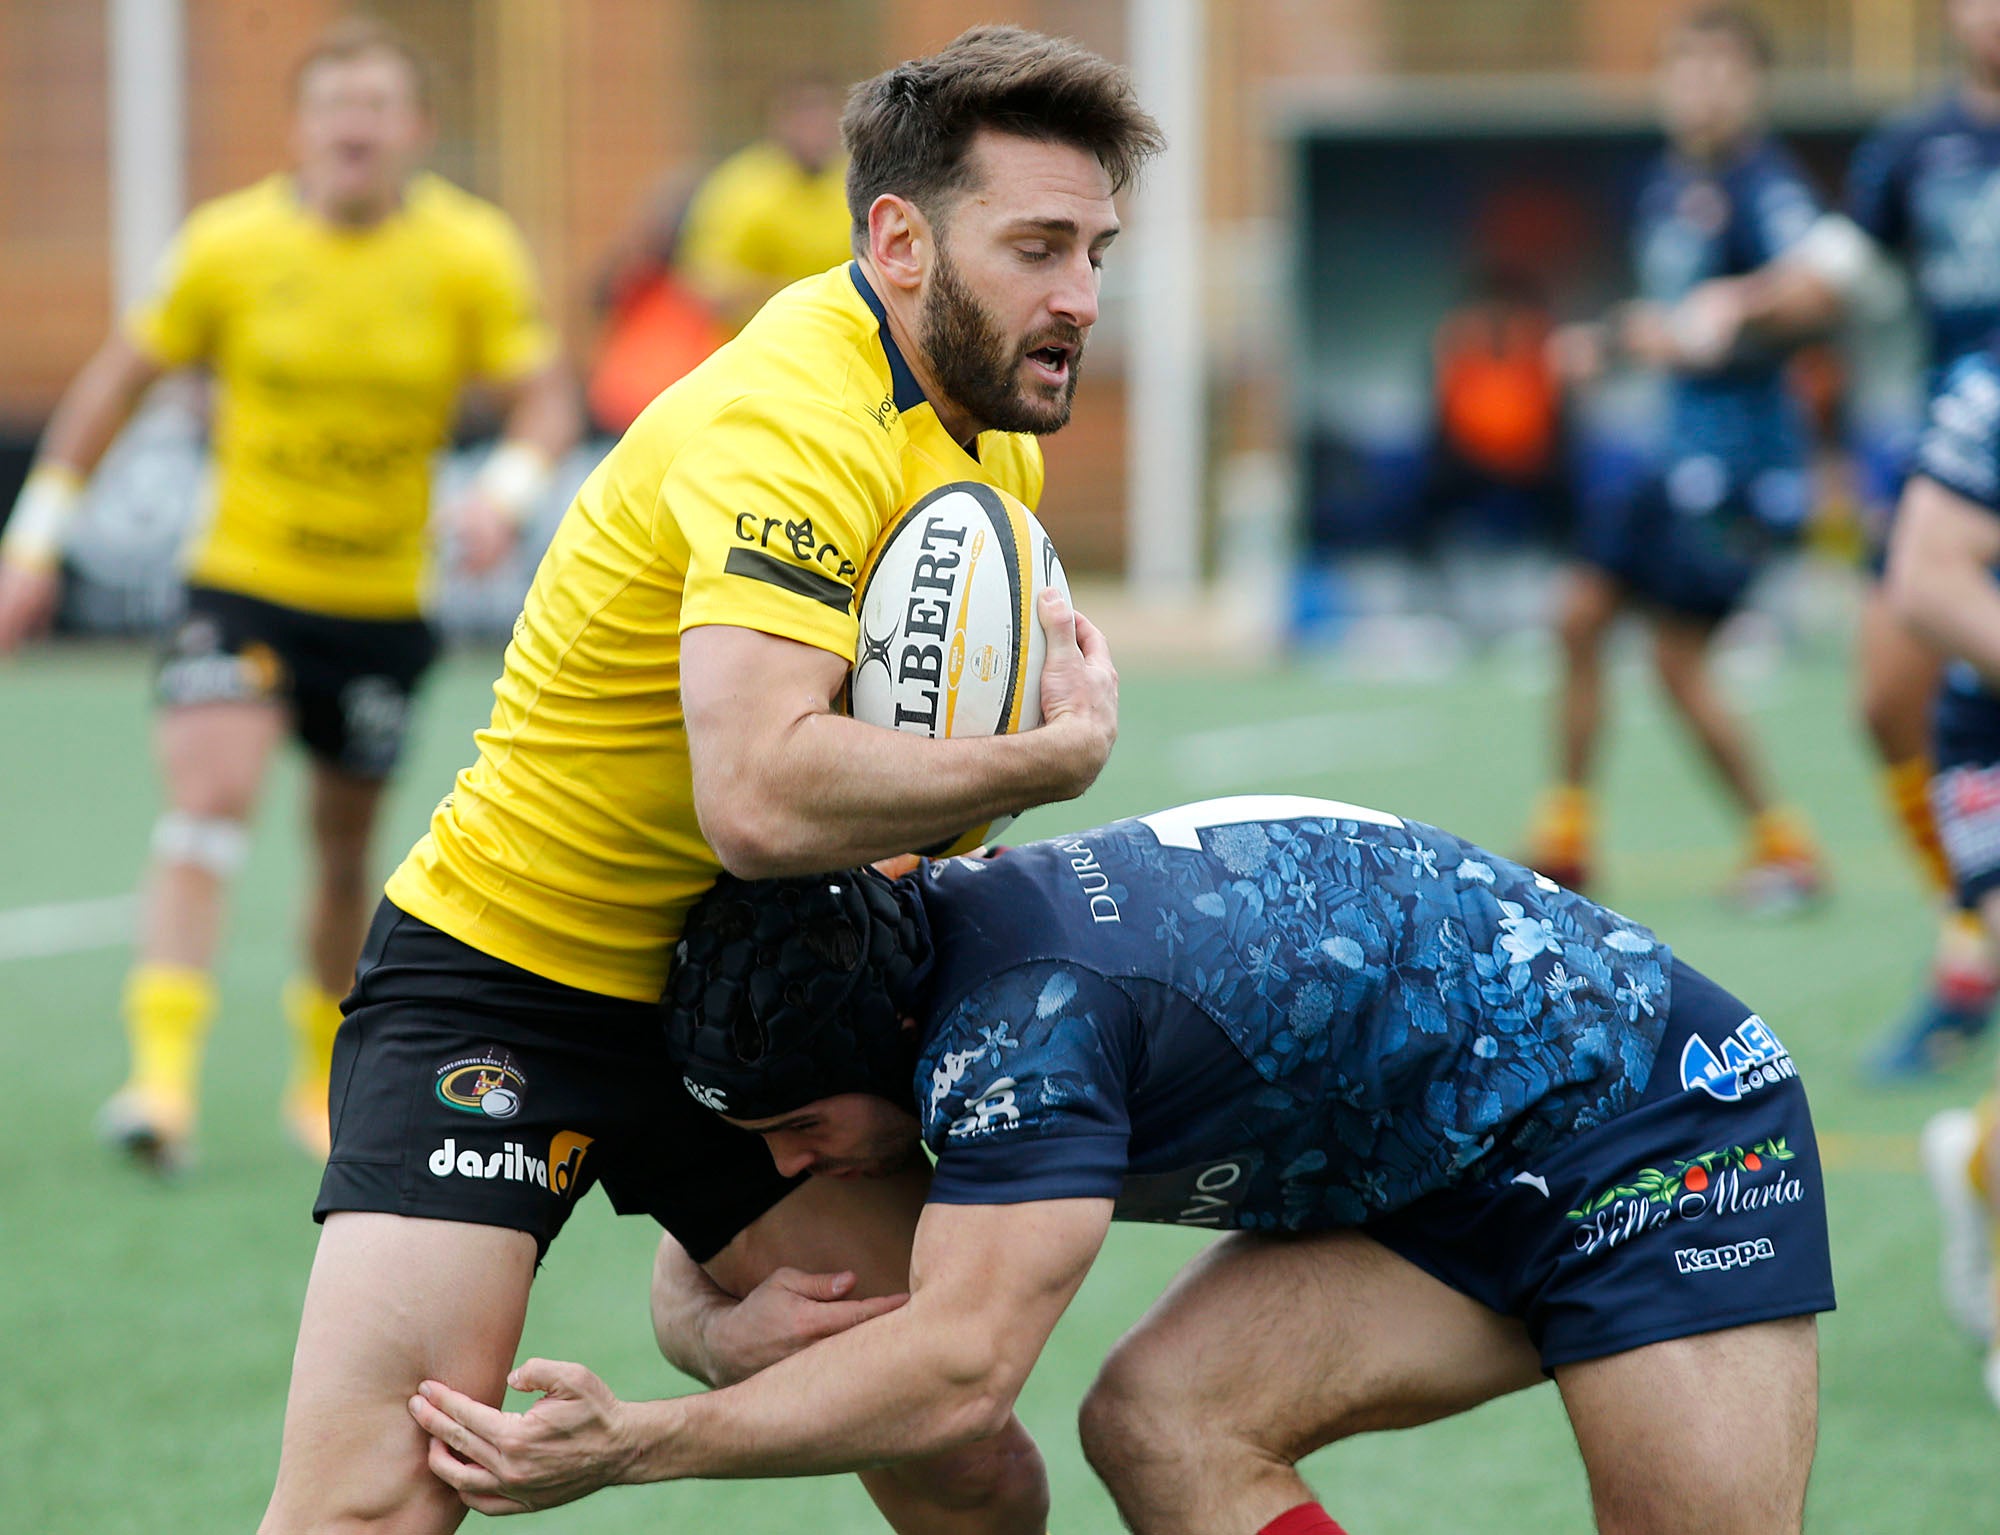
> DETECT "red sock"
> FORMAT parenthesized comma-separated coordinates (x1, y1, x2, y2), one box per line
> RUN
(1259, 1502, 1348, 1535)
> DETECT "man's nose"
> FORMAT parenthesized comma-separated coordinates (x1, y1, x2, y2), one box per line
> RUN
(1050, 253, 1100, 330)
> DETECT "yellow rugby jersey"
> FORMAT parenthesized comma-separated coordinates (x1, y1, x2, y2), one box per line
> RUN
(126, 173, 555, 619)
(676, 143, 853, 329)
(387, 264, 1045, 1001)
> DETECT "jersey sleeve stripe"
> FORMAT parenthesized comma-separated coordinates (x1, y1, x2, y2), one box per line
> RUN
(722, 546, 854, 609)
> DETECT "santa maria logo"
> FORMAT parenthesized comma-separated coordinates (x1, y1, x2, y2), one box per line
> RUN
(436, 1049, 527, 1119)
(1567, 1138, 1801, 1259)
(1680, 1014, 1794, 1103)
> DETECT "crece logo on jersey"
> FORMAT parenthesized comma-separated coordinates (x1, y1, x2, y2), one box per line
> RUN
(683, 1077, 728, 1113)
(881, 514, 970, 734)
(733, 511, 856, 580)
(435, 1048, 527, 1119)
(427, 1131, 593, 1197)
(1674, 1237, 1775, 1275)
(948, 1077, 1021, 1139)
(1680, 1014, 1794, 1103)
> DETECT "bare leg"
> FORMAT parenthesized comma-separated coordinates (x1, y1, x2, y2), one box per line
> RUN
(1856, 582, 1945, 767)
(1649, 613, 1770, 818)
(305, 761, 387, 995)
(698, 1171, 1049, 1533)
(259, 1212, 538, 1534)
(139, 700, 287, 969)
(1555, 565, 1624, 787)
(1078, 1230, 1542, 1535)
(1555, 1317, 1818, 1535)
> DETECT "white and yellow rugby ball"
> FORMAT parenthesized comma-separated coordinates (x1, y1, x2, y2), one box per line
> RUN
(848, 481, 1070, 852)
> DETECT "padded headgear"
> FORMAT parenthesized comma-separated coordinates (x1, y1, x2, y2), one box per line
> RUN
(663, 866, 932, 1121)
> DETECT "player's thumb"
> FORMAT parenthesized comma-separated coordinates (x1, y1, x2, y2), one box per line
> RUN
(786, 1269, 859, 1302)
(1037, 587, 1078, 655)
(507, 1358, 575, 1398)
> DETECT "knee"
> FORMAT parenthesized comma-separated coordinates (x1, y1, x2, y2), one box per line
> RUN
(885, 1416, 1048, 1520)
(1078, 1338, 1211, 1487)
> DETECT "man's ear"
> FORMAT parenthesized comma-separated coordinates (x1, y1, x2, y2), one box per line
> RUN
(900, 1015, 920, 1036)
(867, 194, 930, 294)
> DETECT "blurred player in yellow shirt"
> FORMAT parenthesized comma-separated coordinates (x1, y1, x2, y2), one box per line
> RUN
(676, 76, 855, 332)
(0, 19, 579, 1169)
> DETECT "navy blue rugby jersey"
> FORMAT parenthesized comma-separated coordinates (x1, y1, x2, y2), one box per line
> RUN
(1848, 92, 2000, 386)
(908, 796, 1673, 1231)
(1632, 138, 1820, 475)
(1910, 342, 2000, 721)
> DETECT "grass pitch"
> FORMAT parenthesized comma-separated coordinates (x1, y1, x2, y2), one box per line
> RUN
(4, 623, 1997, 1531)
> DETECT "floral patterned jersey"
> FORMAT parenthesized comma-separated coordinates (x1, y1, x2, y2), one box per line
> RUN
(909, 795, 1672, 1229)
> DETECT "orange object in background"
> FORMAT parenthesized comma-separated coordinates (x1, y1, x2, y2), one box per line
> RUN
(1432, 302, 1563, 484)
(586, 272, 728, 436)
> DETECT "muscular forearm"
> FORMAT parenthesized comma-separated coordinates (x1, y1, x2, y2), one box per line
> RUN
(701, 712, 1103, 878)
(650, 1240, 734, 1387)
(632, 1301, 1015, 1482)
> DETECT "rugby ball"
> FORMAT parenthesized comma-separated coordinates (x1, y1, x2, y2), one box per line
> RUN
(848, 481, 1070, 852)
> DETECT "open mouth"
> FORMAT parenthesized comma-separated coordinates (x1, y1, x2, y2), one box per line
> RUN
(1024, 342, 1074, 387)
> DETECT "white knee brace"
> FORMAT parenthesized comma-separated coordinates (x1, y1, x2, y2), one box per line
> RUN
(151, 813, 252, 875)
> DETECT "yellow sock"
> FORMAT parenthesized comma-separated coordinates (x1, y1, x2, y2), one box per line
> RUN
(1885, 756, 1952, 895)
(121, 963, 216, 1110)
(284, 977, 346, 1102)
(1750, 806, 1818, 864)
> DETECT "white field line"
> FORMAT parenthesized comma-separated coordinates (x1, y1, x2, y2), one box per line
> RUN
(0, 894, 138, 963)
(1171, 708, 1439, 790)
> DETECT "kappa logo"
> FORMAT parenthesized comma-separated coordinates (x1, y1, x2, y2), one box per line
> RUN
(948, 1077, 1021, 1139)
(435, 1049, 527, 1119)
(683, 1077, 728, 1113)
(427, 1130, 594, 1197)
(1675, 1237, 1775, 1275)
(1680, 1014, 1795, 1103)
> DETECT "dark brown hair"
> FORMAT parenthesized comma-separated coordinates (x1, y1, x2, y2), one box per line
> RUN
(1676, 4, 1777, 70)
(841, 25, 1164, 244)
(291, 15, 432, 110)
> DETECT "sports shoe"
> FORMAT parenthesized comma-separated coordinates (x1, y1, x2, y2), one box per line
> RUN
(1725, 854, 1826, 917)
(1522, 786, 1593, 893)
(282, 1083, 332, 1161)
(1868, 994, 1994, 1080)
(1921, 1108, 1996, 1344)
(96, 1085, 195, 1176)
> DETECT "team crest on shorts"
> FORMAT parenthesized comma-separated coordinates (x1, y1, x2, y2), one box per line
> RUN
(435, 1049, 527, 1119)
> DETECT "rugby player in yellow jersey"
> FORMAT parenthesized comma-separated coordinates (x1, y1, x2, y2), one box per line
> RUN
(0, 18, 579, 1169)
(256, 27, 1160, 1535)
(676, 75, 856, 332)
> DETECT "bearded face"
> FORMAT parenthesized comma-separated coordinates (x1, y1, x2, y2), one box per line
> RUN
(919, 234, 1086, 437)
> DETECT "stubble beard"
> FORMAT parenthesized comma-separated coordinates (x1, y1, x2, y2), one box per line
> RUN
(919, 243, 1083, 437)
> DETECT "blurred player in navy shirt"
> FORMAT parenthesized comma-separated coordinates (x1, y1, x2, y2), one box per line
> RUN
(409, 795, 1833, 1533)
(1680, 0, 2000, 1072)
(1524, 6, 1827, 911)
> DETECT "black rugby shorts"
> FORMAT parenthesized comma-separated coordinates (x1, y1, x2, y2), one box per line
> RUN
(155, 585, 438, 779)
(315, 900, 804, 1261)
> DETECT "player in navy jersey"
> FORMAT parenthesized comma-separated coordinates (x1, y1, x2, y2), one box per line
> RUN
(408, 795, 1831, 1533)
(1882, 342, 2000, 1405)
(1676, 0, 2000, 1070)
(1524, 6, 1827, 912)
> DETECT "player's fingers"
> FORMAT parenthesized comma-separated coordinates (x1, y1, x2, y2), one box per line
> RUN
(426, 1435, 525, 1518)
(781, 1268, 858, 1302)
(1037, 587, 1078, 653)
(416, 1378, 519, 1435)
(811, 1292, 910, 1335)
(508, 1357, 587, 1398)
(1072, 610, 1114, 664)
(412, 1395, 505, 1475)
